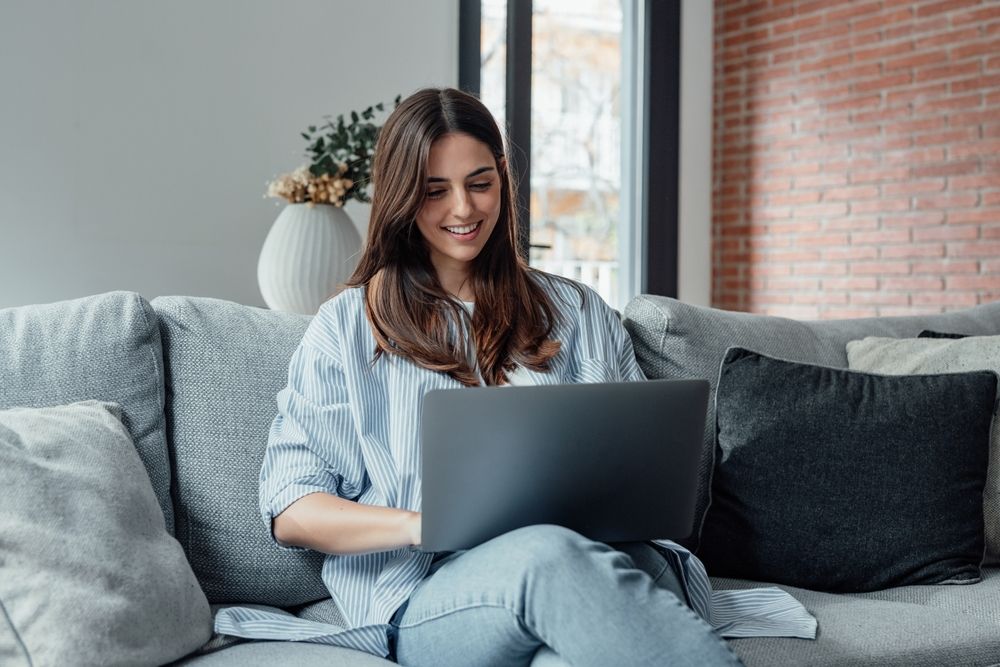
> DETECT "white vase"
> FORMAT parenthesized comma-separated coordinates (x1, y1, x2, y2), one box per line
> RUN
(257, 203, 362, 314)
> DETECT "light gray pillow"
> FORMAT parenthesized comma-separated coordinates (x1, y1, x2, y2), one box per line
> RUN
(0, 401, 212, 666)
(847, 335, 1000, 565)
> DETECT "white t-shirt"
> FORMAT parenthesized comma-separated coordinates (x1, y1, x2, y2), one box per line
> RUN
(461, 301, 535, 386)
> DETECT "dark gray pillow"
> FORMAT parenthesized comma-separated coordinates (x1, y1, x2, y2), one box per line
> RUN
(152, 296, 327, 607)
(697, 347, 997, 593)
(621, 295, 1000, 551)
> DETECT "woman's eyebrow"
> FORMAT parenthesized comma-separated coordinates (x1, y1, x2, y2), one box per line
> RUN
(427, 166, 495, 183)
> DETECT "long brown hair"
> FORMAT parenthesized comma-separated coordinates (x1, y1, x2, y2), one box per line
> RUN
(345, 87, 577, 386)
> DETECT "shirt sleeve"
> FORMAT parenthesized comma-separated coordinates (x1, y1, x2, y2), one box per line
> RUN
(606, 305, 647, 382)
(258, 330, 368, 550)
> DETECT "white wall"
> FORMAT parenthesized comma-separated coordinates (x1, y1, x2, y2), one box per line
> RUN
(678, 0, 713, 306)
(0, 1, 458, 308)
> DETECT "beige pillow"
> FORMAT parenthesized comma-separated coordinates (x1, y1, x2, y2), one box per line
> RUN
(0, 401, 212, 666)
(847, 336, 1000, 564)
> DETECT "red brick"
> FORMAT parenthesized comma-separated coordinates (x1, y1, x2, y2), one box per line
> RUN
(723, 28, 769, 48)
(911, 161, 981, 178)
(985, 225, 1000, 239)
(951, 5, 1000, 25)
(850, 261, 912, 274)
(885, 50, 949, 71)
(823, 246, 879, 261)
(882, 276, 945, 291)
(747, 263, 793, 277)
(983, 259, 1000, 272)
(821, 307, 879, 319)
(796, 233, 852, 247)
(791, 169, 847, 188)
(823, 277, 879, 290)
(951, 39, 1000, 61)
(750, 249, 823, 263)
(795, 202, 851, 218)
(952, 72, 1000, 93)
(822, 185, 880, 201)
(886, 83, 949, 107)
(915, 61, 981, 84)
(885, 147, 947, 166)
(913, 225, 980, 242)
(850, 292, 911, 306)
(792, 263, 849, 276)
(950, 174, 998, 190)
(882, 179, 947, 197)
(826, 217, 881, 231)
(911, 292, 980, 307)
(826, 94, 882, 113)
(793, 291, 849, 305)
(772, 13, 824, 36)
(766, 277, 821, 290)
(952, 140, 1000, 161)
(883, 212, 947, 227)
(947, 275, 1000, 290)
(852, 41, 915, 63)
(852, 229, 912, 245)
(853, 72, 915, 93)
(915, 92, 983, 114)
(913, 128, 980, 147)
(853, 8, 913, 34)
(767, 191, 822, 206)
(851, 198, 913, 214)
(948, 241, 1000, 257)
(915, 0, 982, 18)
(915, 193, 980, 209)
(746, 4, 796, 27)
(948, 209, 1000, 224)
(915, 27, 980, 50)
(767, 221, 823, 234)
(911, 259, 980, 274)
(882, 243, 947, 259)
(849, 167, 911, 184)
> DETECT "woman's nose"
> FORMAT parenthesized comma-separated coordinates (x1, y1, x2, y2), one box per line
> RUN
(451, 190, 473, 218)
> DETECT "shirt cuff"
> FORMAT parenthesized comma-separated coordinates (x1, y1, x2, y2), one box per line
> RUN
(262, 482, 333, 552)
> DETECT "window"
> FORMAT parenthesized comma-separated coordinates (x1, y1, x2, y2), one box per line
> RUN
(461, 0, 680, 307)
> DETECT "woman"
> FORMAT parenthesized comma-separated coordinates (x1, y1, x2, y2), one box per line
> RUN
(216, 88, 811, 665)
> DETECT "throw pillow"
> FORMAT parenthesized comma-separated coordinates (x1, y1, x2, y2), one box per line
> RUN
(919, 330, 968, 339)
(0, 401, 212, 666)
(621, 294, 1000, 552)
(847, 335, 1000, 565)
(698, 347, 996, 593)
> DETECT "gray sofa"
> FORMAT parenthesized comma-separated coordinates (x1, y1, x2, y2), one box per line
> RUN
(2, 290, 999, 666)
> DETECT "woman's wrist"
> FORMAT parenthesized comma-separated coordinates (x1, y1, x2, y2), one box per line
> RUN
(406, 511, 422, 547)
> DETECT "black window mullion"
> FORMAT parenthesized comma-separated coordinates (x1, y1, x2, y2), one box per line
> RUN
(458, 0, 481, 94)
(506, 0, 533, 262)
(642, 0, 681, 297)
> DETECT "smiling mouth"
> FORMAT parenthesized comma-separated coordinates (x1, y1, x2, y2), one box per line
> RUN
(444, 221, 482, 235)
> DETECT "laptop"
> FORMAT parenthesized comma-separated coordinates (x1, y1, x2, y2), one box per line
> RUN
(419, 379, 709, 552)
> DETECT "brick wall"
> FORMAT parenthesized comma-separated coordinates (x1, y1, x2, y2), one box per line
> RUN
(713, 0, 1000, 318)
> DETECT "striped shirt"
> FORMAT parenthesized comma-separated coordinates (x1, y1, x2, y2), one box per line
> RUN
(214, 274, 817, 656)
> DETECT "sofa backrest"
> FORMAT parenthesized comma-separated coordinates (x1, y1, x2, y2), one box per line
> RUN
(623, 295, 1000, 551)
(0, 292, 174, 533)
(151, 295, 328, 607)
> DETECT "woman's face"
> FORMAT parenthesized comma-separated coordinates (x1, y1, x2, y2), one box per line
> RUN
(415, 132, 503, 290)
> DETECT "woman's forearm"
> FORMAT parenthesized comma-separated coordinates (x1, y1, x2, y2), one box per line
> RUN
(272, 491, 421, 555)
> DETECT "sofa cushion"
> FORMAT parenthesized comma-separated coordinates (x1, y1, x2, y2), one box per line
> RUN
(847, 334, 1000, 565)
(622, 295, 1000, 550)
(172, 637, 394, 666)
(714, 567, 1000, 667)
(698, 347, 995, 592)
(152, 296, 328, 606)
(0, 291, 173, 532)
(0, 401, 211, 667)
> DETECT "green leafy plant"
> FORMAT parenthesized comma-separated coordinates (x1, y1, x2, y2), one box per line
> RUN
(267, 95, 400, 206)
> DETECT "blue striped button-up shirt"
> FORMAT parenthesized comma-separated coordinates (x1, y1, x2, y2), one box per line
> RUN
(214, 275, 817, 656)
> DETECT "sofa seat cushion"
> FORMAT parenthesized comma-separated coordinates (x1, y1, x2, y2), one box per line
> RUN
(171, 639, 394, 666)
(622, 295, 1000, 550)
(151, 296, 327, 607)
(714, 567, 1000, 666)
(0, 291, 173, 532)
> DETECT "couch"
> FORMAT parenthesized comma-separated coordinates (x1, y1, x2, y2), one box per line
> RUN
(1, 290, 999, 667)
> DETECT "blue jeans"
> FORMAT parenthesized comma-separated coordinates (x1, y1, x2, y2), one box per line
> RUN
(388, 525, 743, 666)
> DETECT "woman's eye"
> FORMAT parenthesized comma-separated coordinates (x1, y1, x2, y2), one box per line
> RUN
(470, 182, 492, 191)
(426, 189, 446, 199)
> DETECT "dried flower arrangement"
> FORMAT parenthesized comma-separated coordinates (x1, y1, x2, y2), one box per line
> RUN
(266, 96, 399, 207)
